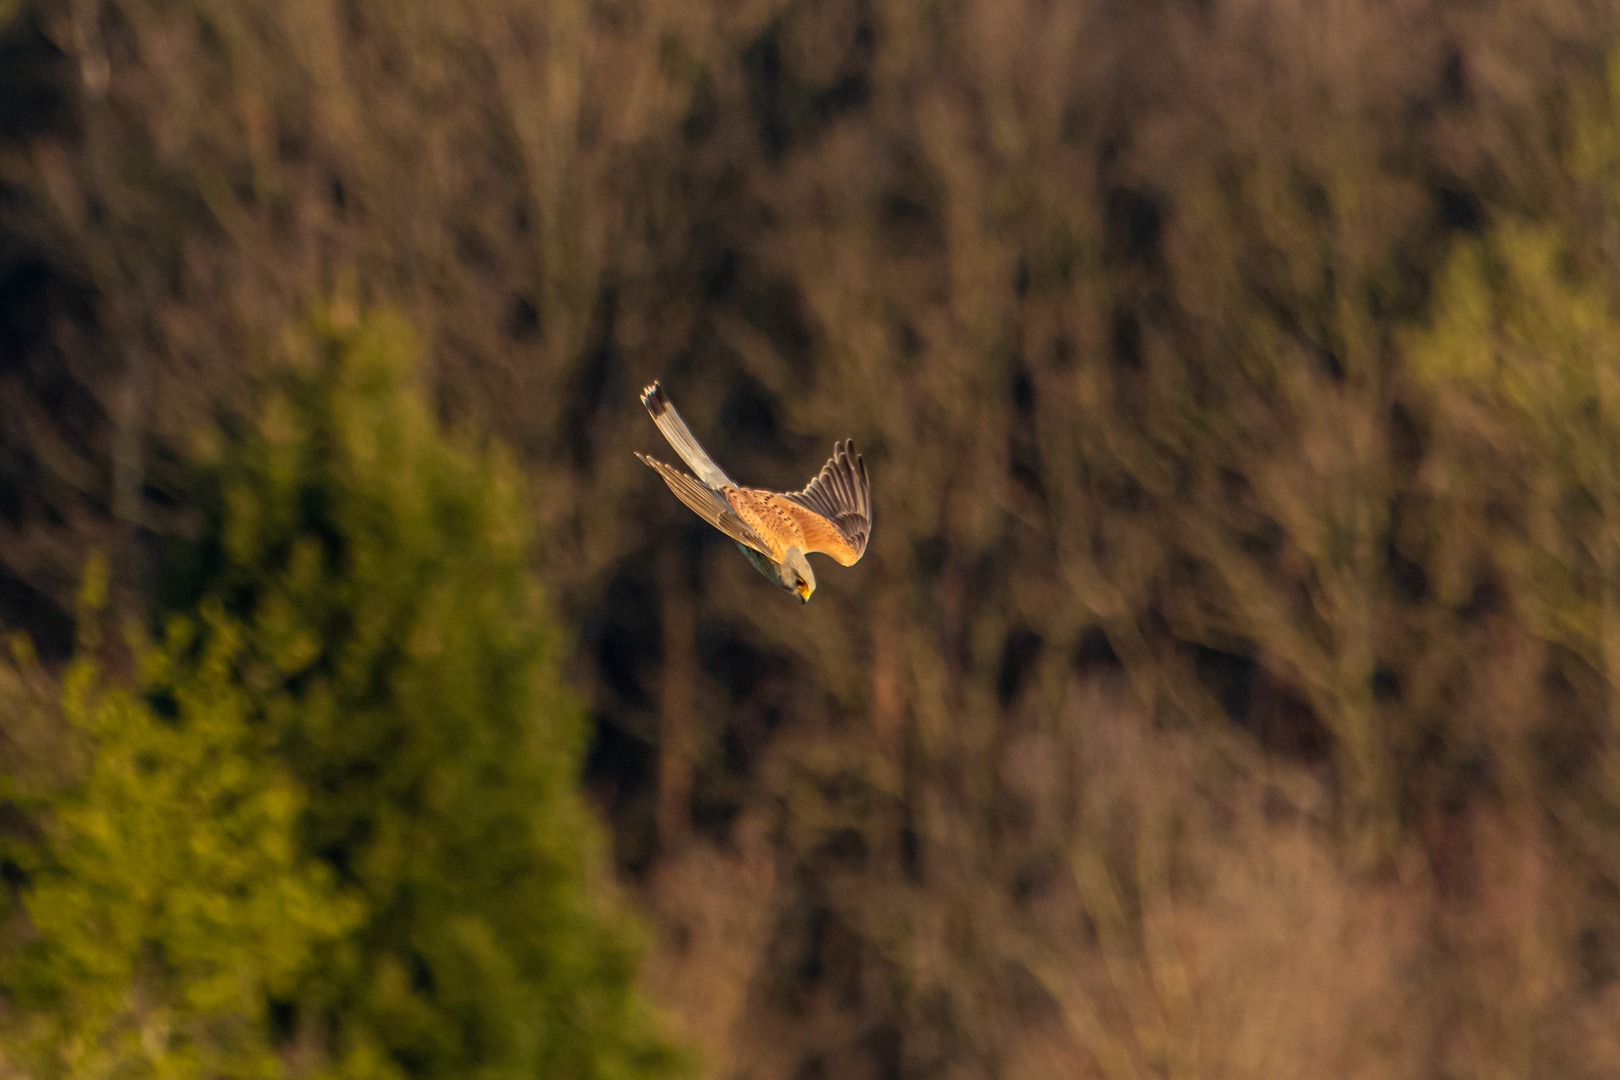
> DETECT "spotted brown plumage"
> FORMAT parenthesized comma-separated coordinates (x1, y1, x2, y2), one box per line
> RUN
(636, 381, 872, 602)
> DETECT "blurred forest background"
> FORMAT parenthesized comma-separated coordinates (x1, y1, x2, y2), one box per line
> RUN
(3, 0, 1620, 1075)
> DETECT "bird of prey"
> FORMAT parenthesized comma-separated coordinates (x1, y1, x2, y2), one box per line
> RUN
(635, 381, 870, 602)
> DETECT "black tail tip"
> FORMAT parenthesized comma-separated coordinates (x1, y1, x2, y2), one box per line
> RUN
(640, 381, 669, 418)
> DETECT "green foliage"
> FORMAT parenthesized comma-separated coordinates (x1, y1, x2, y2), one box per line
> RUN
(0, 313, 682, 1080)
(2, 563, 362, 1080)
(1412, 223, 1616, 424)
(167, 310, 683, 1080)
(1407, 219, 1620, 660)
(1381, 73, 1620, 1072)
(1401, 26, 1620, 683)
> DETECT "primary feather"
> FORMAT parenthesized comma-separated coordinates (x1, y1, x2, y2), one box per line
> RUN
(781, 440, 871, 564)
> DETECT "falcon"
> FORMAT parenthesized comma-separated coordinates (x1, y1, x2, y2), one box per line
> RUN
(635, 381, 871, 602)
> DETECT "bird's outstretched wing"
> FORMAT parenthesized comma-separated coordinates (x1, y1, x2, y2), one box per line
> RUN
(780, 440, 871, 566)
(635, 453, 773, 557)
(637, 382, 871, 571)
(640, 382, 736, 489)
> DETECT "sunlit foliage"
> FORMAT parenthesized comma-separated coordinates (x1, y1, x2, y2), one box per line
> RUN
(0, 315, 684, 1080)
(167, 312, 685, 1080)
(1, 569, 362, 1080)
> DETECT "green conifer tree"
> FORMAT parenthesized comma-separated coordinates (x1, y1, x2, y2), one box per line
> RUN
(0, 310, 684, 1080)
(0, 561, 365, 1080)
(164, 309, 685, 1080)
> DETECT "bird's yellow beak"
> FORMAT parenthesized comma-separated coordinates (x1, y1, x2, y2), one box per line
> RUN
(796, 579, 812, 602)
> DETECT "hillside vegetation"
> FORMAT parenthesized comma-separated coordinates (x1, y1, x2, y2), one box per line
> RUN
(0, 316, 684, 1079)
(3, 0, 1620, 1076)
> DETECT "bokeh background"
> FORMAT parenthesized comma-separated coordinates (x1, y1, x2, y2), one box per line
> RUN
(3, 0, 1620, 1076)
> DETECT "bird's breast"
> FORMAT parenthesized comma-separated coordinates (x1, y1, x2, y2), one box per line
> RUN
(737, 541, 794, 590)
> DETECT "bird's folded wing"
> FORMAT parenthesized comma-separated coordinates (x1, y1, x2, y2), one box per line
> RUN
(781, 440, 871, 565)
(641, 382, 736, 489)
(636, 453, 773, 557)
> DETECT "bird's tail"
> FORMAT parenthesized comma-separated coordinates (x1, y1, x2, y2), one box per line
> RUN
(640, 382, 735, 489)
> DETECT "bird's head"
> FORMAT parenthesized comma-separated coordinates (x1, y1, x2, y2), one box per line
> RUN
(785, 549, 816, 604)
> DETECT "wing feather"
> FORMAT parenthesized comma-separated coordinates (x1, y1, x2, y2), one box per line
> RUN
(640, 382, 736, 489)
(781, 440, 871, 565)
(636, 453, 773, 557)
(779, 503, 863, 565)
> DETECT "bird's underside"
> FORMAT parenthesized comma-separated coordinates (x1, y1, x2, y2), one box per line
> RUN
(636, 381, 870, 600)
